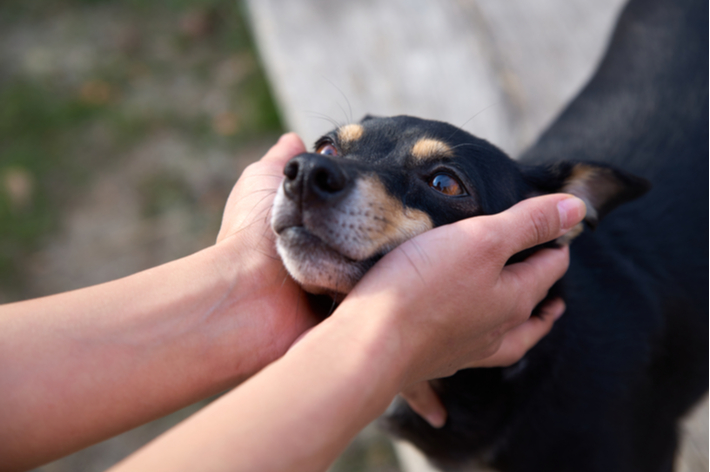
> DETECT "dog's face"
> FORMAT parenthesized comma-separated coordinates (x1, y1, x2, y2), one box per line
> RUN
(271, 115, 648, 296)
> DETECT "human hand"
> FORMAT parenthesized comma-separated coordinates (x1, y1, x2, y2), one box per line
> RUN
(400, 298, 566, 428)
(339, 194, 585, 423)
(214, 133, 320, 370)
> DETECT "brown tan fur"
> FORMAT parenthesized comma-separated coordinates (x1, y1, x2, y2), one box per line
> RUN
(354, 176, 433, 257)
(556, 222, 585, 246)
(556, 164, 610, 244)
(337, 124, 364, 146)
(561, 164, 617, 224)
(411, 138, 453, 161)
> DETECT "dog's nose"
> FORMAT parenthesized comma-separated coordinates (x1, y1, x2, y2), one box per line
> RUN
(283, 154, 349, 204)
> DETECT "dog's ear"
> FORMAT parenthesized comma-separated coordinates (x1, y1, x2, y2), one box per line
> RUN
(359, 114, 379, 122)
(521, 161, 650, 231)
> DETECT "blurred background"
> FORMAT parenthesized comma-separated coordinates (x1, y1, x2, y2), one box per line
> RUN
(2, 1, 398, 470)
(0, 0, 281, 305)
(2, 0, 705, 471)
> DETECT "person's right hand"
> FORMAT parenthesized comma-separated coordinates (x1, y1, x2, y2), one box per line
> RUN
(400, 297, 566, 428)
(339, 194, 585, 426)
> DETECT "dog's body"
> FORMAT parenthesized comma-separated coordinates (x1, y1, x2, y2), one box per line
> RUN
(271, 0, 708, 470)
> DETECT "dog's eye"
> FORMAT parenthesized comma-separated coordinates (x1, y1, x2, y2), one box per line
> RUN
(316, 143, 338, 156)
(429, 173, 465, 196)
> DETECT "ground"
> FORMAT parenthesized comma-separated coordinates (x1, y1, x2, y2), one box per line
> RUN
(3, 2, 704, 472)
(0, 1, 397, 471)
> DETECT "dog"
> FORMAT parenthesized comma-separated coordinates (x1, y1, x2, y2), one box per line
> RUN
(270, 0, 708, 470)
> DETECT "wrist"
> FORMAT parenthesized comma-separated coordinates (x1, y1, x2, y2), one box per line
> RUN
(110, 291, 410, 472)
(0, 242, 267, 469)
(178, 242, 279, 383)
(334, 282, 438, 389)
(319, 293, 414, 395)
(201, 237, 317, 381)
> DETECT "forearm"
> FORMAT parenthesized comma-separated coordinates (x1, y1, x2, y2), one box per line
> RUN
(109, 300, 407, 472)
(0, 242, 284, 470)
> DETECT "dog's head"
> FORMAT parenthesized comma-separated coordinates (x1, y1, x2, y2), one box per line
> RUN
(271, 115, 649, 296)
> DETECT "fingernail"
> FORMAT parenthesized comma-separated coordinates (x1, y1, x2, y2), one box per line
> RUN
(547, 298, 566, 320)
(425, 411, 446, 429)
(557, 197, 586, 230)
(551, 303, 565, 320)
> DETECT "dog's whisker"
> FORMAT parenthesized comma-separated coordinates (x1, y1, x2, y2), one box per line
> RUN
(448, 142, 488, 152)
(229, 216, 271, 237)
(321, 76, 354, 124)
(245, 173, 286, 180)
(240, 191, 279, 222)
(327, 295, 337, 318)
(261, 252, 280, 261)
(254, 246, 279, 259)
(228, 188, 277, 211)
(262, 206, 273, 226)
(305, 111, 342, 130)
(261, 212, 275, 239)
(244, 188, 278, 196)
(449, 102, 499, 139)
(401, 245, 425, 287)
(410, 239, 430, 267)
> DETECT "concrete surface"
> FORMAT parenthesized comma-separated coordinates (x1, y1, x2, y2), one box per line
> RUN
(245, 1, 709, 471)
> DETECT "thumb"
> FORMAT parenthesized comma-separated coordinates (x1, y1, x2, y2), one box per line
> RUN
(485, 194, 587, 257)
(260, 132, 307, 168)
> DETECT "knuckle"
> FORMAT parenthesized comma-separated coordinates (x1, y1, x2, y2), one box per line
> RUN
(240, 162, 261, 179)
(497, 354, 518, 368)
(501, 350, 524, 367)
(527, 207, 553, 244)
(482, 340, 502, 359)
(474, 221, 506, 262)
(512, 296, 533, 325)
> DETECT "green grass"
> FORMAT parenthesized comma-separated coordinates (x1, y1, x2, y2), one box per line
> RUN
(0, 0, 283, 297)
(0, 80, 104, 291)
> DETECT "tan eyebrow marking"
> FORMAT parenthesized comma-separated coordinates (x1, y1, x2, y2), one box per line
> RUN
(337, 124, 364, 144)
(411, 138, 453, 161)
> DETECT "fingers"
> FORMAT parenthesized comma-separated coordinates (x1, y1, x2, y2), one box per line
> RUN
(217, 133, 306, 243)
(475, 297, 566, 368)
(482, 194, 586, 259)
(400, 381, 447, 428)
(501, 245, 570, 312)
(260, 133, 307, 167)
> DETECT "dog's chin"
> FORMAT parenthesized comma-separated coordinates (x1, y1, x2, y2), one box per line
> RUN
(275, 226, 377, 297)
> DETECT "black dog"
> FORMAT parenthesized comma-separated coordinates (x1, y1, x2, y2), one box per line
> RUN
(271, 0, 708, 470)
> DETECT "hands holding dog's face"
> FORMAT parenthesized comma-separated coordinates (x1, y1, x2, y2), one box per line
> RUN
(217, 133, 583, 426)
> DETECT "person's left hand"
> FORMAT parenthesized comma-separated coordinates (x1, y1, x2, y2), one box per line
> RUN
(213, 133, 321, 375)
(217, 133, 570, 427)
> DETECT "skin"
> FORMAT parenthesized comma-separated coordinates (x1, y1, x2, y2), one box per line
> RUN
(0, 133, 584, 472)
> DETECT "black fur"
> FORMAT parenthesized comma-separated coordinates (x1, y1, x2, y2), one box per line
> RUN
(384, 0, 708, 470)
(273, 0, 708, 470)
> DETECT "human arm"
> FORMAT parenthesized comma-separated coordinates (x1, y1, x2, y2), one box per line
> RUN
(0, 134, 319, 471)
(108, 193, 585, 472)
